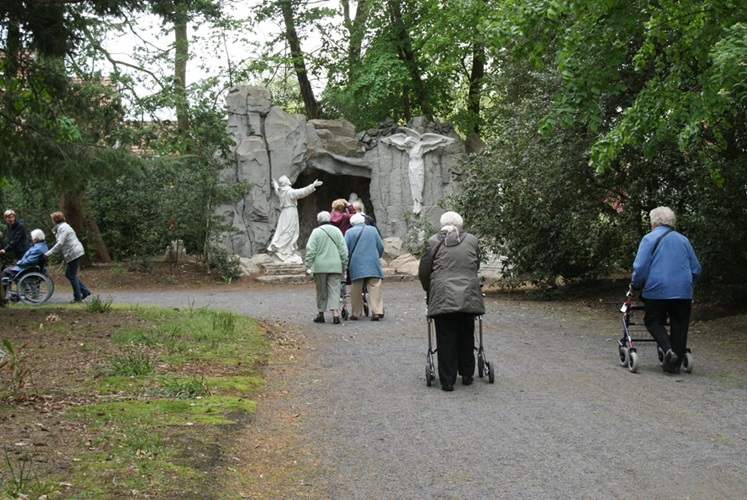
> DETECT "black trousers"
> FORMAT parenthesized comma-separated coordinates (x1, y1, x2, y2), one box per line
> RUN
(433, 312, 476, 386)
(643, 298, 692, 368)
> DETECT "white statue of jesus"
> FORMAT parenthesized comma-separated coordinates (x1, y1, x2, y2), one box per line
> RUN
(267, 175, 323, 263)
(381, 128, 455, 214)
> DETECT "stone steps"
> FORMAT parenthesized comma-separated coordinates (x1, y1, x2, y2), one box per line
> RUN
(255, 264, 416, 285)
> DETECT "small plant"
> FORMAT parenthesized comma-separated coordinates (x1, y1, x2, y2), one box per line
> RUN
(404, 211, 436, 256)
(0, 339, 32, 392)
(2, 451, 45, 497)
(207, 246, 242, 282)
(110, 263, 126, 275)
(118, 425, 165, 458)
(127, 256, 152, 274)
(85, 294, 114, 313)
(154, 375, 210, 399)
(212, 310, 237, 336)
(105, 346, 154, 376)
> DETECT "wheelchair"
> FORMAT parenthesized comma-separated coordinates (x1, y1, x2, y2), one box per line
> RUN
(1, 256, 55, 306)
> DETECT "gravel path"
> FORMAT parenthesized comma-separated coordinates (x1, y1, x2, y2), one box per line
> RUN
(104, 282, 747, 499)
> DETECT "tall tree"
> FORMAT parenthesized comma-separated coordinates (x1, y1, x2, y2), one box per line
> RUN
(147, 0, 224, 135)
(492, 0, 747, 172)
(249, 0, 333, 119)
(1, 1, 146, 261)
(278, 0, 319, 118)
(321, 0, 492, 133)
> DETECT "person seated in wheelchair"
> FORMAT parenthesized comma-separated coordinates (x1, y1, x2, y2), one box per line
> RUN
(1, 229, 48, 305)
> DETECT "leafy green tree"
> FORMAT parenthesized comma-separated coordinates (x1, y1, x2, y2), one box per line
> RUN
(456, 0, 747, 299)
(454, 63, 630, 289)
(87, 93, 244, 265)
(249, 0, 337, 118)
(492, 0, 747, 172)
(146, 0, 223, 134)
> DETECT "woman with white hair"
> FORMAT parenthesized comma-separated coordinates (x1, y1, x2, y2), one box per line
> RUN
(345, 213, 385, 320)
(1, 229, 48, 306)
(418, 211, 485, 391)
(305, 211, 349, 324)
(631, 206, 701, 374)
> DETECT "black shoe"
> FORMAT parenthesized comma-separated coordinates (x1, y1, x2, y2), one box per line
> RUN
(350, 316, 358, 320)
(82, 292, 91, 300)
(673, 366, 681, 374)
(441, 385, 454, 392)
(371, 314, 381, 321)
(462, 376, 474, 386)
(662, 349, 678, 373)
(333, 316, 341, 324)
(313, 315, 325, 323)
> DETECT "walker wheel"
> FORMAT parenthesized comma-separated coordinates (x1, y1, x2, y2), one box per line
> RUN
(477, 356, 485, 378)
(487, 361, 495, 384)
(683, 352, 694, 373)
(628, 350, 639, 373)
(341, 308, 348, 320)
(425, 362, 433, 386)
(618, 346, 630, 367)
(363, 302, 369, 317)
(657, 346, 665, 366)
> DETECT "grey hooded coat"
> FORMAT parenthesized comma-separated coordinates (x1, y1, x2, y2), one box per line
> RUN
(418, 228, 485, 317)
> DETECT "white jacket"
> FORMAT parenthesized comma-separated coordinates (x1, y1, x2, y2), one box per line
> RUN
(48, 222, 85, 263)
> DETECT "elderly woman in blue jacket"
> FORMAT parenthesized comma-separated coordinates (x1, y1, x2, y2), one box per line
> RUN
(44, 211, 92, 303)
(631, 206, 701, 374)
(1, 229, 48, 305)
(344, 213, 385, 321)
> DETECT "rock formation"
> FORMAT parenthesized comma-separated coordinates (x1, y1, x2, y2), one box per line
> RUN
(219, 85, 468, 258)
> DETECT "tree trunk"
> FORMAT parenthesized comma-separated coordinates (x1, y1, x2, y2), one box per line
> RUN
(60, 192, 111, 266)
(387, 0, 431, 119)
(466, 40, 485, 136)
(174, 0, 190, 135)
(342, 0, 370, 82)
(279, 0, 319, 119)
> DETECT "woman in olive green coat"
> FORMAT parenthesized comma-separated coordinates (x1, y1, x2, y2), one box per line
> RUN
(418, 211, 485, 391)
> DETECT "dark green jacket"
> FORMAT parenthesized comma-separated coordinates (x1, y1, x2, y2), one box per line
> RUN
(418, 228, 485, 317)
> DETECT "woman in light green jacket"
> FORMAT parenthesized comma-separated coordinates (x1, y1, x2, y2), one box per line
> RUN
(305, 211, 349, 324)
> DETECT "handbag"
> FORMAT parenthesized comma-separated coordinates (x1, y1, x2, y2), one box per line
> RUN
(346, 227, 366, 285)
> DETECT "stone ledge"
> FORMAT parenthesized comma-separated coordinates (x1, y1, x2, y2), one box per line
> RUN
(263, 262, 307, 276)
(255, 274, 312, 285)
(253, 268, 418, 285)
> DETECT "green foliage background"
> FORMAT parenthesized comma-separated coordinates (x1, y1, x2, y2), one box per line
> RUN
(2, 0, 746, 303)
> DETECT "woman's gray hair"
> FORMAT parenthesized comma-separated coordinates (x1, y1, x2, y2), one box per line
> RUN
(30, 229, 45, 242)
(440, 211, 463, 229)
(4, 209, 15, 217)
(350, 213, 365, 226)
(649, 206, 676, 228)
(317, 211, 331, 223)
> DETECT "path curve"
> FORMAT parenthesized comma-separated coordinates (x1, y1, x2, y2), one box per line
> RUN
(103, 282, 747, 499)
